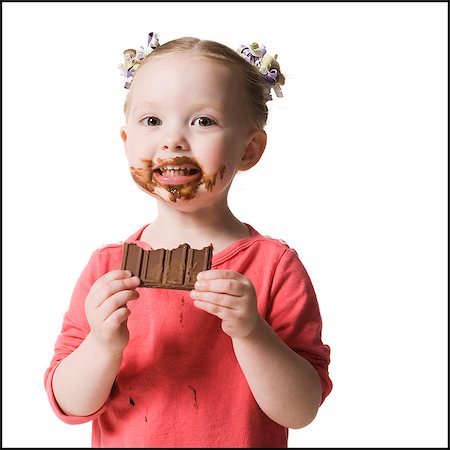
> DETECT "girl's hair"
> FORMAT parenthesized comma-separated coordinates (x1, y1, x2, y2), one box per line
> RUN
(124, 37, 285, 129)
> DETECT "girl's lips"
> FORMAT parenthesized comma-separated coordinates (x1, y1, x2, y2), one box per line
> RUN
(153, 170, 202, 186)
(152, 157, 203, 186)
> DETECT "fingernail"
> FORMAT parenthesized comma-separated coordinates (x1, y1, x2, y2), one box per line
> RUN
(125, 270, 132, 277)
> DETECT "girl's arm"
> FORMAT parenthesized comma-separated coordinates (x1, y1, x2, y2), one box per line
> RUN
(231, 317, 322, 429)
(52, 332, 124, 416)
(191, 268, 325, 429)
(52, 270, 140, 416)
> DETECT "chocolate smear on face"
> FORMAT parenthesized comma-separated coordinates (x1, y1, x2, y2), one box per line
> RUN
(203, 165, 226, 191)
(130, 159, 154, 193)
(129, 156, 226, 203)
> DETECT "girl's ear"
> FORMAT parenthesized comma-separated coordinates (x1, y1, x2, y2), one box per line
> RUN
(239, 129, 267, 171)
(120, 126, 128, 155)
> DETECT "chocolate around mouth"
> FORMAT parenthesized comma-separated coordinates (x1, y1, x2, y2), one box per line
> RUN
(153, 156, 202, 175)
(130, 157, 226, 203)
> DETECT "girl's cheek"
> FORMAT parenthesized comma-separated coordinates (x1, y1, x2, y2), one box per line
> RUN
(127, 144, 150, 165)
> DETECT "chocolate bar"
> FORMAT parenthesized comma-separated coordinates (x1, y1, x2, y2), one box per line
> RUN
(121, 242, 213, 290)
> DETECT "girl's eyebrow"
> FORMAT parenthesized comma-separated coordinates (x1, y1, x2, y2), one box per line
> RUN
(191, 102, 226, 113)
(132, 101, 223, 115)
(191, 102, 217, 110)
(132, 101, 159, 113)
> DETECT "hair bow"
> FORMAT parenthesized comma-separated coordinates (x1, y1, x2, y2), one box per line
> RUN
(237, 42, 283, 101)
(118, 32, 160, 89)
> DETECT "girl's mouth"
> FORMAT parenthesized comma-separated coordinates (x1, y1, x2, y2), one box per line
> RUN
(153, 163, 202, 186)
(131, 157, 225, 203)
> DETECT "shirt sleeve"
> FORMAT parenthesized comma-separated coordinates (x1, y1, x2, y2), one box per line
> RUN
(267, 247, 332, 404)
(43, 248, 110, 424)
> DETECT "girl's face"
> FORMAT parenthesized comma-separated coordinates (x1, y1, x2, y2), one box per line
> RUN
(120, 53, 266, 211)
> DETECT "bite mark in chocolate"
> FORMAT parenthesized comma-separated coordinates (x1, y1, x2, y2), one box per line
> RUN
(121, 242, 213, 290)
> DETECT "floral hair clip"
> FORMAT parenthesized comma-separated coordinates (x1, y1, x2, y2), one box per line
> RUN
(118, 32, 160, 89)
(237, 42, 283, 102)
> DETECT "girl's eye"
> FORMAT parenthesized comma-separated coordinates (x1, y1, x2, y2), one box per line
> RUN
(193, 117, 216, 127)
(143, 116, 161, 126)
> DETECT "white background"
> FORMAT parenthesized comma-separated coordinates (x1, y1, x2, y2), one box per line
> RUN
(2, 2, 448, 448)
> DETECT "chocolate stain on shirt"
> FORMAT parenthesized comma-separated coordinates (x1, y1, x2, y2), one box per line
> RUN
(130, 157, 226, 203)
(179, 297, 186, 335)
(129, 397, 135, 407)
(188, 385, 199, 410)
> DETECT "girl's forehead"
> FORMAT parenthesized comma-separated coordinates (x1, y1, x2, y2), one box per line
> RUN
(148, 51, 215, 65)
(138, 52, 236, 82)
(127, 52, 247, 123)
(132, 53, 239, 98)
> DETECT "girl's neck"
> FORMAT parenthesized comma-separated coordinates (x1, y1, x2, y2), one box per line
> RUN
(141, 198, 251, 253)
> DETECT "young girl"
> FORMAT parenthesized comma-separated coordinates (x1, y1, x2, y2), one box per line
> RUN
(44, 33, 332, 448)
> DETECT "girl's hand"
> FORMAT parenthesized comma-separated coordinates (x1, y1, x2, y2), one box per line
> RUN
(190, 270, 261, 339)
(84, 270, 140, 354)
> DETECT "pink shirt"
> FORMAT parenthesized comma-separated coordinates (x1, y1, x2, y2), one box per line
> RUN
(45, 224, 332, 448)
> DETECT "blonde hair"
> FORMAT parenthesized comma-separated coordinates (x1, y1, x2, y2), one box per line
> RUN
(123, 37, 285, 129)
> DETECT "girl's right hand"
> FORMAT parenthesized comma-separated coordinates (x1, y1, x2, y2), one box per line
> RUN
(84, 270, 140, 354)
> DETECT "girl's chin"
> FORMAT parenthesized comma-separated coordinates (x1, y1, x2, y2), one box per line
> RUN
(150, 184, 205, 205)
(152, 187, 229, 213)
(134, 177, 229, 207)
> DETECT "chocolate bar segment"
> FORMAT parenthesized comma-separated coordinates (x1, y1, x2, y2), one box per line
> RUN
(163, 244, 188, 287)
(185, 247, 212, 286)
(121, 242, 213, 290)
(121, 242, 143, 276)
(141, 248, 165, 285)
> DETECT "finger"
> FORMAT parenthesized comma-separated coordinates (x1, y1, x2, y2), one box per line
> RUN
(97, 289, 139, 321)
(196, 269, 242, 282)
(95, 269, 135, 286)
(103, 306, 131, 330)
(194, 278, 245, 296)
(90, 270, 133, 296)
(192, 299, 235, 320)
(89, 270, 135, 298)
(190, 290, 238, 309)
(91, 276, 140, 307)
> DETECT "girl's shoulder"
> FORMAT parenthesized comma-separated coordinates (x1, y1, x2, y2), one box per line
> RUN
(212, 228, 298, 267)
(247, 234, 297, 259)
(246, 223, 291, 248)
(259, 234, 290, 247)
(249, 225, 293, 251)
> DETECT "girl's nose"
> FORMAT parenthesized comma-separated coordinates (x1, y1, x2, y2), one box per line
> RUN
(160, 132, 189, 152)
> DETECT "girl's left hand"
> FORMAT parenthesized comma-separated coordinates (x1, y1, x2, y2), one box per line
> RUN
(190, 270, 261, 339)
